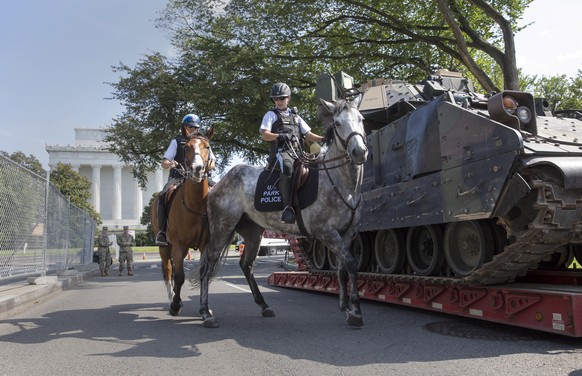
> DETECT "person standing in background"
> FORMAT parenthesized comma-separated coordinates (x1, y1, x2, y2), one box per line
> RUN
(97, 226, 112, 277)
(117, 226, 135, 276)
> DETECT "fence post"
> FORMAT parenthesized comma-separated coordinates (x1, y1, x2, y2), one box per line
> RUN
(42, 170, 50, 277)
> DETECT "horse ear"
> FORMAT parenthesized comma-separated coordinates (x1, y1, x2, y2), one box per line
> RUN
(317, 98, 335, 127)
(351, 93, 362, 109)
(206, 125, 215, 139)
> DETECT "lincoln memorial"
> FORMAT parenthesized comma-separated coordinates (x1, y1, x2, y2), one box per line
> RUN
(46, 128, 168, 231)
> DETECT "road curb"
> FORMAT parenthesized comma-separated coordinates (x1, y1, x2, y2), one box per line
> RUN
(0, 265, 100, 320)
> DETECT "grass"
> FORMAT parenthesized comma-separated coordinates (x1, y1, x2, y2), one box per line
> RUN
(134, 245, 237, 253)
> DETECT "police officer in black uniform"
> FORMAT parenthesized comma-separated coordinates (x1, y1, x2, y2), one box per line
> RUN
(259, 83, 324, 223)
(155, 114, 215, 245)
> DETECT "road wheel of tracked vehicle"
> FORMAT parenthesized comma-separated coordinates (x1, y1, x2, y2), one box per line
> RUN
(406, 225, 444, 276)
(310, 239, 329, 270)
(444, 221, 494, 277)
(374, 229, 406, 274)
(350, 232, 371, 272)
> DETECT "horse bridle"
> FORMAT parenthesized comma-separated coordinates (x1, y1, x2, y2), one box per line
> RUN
(331, 121, 367, 165)
(290, 110, 367, 170)
(183, 136, 213, 183)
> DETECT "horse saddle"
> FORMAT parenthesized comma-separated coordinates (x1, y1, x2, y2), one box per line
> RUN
(162, 182, 181, 213)
(254, 162, 318, 212)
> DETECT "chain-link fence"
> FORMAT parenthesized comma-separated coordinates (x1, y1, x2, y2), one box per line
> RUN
(0, 155, 97, 282)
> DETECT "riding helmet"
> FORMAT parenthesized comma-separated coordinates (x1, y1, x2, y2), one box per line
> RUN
(270, 83, 291, 98)
(181, 114, 201, 127)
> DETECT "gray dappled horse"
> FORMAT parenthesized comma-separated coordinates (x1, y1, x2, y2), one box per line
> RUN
(197, 96, 368, 328)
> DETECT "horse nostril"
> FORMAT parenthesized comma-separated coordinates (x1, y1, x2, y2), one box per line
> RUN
(196, 165, 202, 173)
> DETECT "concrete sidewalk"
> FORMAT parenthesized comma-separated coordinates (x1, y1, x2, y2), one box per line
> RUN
(0, 253, 175, 320)
(0, 264, 101, 320)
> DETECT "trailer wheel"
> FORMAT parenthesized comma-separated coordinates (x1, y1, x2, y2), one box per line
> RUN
(444, 221, 494, 277)
(406, 225, 444, 276)
(310, 239, 328, 270)
(375, 229, 406, 274)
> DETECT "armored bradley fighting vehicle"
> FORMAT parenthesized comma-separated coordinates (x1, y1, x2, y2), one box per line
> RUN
(310, 70, 582, 285)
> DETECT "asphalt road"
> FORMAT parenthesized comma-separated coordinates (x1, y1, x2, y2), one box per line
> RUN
(1, 253, 581, 376)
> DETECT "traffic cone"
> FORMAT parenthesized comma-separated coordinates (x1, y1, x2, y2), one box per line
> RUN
(143, 253, 146, 260)
(187, 250, 192, 260)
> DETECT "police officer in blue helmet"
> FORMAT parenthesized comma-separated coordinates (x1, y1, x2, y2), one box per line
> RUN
(155, 114, 213, 245)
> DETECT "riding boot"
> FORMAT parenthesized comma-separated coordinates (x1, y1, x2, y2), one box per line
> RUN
(279, 174, 295, 224)
(156, 197, 169, 245)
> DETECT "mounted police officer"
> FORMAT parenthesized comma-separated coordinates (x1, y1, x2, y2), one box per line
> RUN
(117, 226, 135, 276)
(156, 114, 215, 245)
(259, 83, 324, 223)
(96, 226, 112, 277)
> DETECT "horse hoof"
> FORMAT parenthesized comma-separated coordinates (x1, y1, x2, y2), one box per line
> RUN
(203, 318, 220, 328)
(169, 302, 183, 316)
(262, 307, 275, 317)
(346, 312, 364, 327)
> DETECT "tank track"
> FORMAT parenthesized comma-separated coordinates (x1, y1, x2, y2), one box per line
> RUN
(296, 173, 582, 286)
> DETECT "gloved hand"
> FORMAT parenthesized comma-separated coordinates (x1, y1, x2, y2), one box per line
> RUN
(277, 133, 291, 143)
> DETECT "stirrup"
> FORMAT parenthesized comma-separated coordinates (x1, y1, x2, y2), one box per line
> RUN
(281, 206, 296, 224)
(156, 231, 168, 245)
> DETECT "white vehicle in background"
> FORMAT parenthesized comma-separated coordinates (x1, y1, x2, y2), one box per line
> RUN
(235, 230, 290, 256)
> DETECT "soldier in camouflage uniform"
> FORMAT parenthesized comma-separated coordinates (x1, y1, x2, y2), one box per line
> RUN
(117, 226, 135, 276)
(97, 226, 113, 277)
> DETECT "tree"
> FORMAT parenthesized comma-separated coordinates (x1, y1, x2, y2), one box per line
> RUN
(139, 193, 157, 245)
(0, 150, 46, 176)
(105, 0, 535, 184)
(49, 163, 102, 224)
(523, 70, 582, 112)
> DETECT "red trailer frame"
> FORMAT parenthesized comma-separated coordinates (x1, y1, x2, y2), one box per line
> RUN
(268, 241, 582, 337)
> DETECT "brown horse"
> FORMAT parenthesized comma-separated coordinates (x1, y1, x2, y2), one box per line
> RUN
(151, 135, 214, 315)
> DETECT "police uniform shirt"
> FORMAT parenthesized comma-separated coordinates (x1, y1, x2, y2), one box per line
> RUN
(259, 109, 311, 135)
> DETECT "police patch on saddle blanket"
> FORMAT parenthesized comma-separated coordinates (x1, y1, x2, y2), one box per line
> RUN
(254, 168, 318, 212)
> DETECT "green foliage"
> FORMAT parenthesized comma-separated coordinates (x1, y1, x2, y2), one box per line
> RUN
(522, 69, 582, 111)
(49, 163, 102, 224)
(105, 0, 545, 184)
(0, 151, 46, 176)
(139, 193, 157, 244)
(135, 231, 154, 246)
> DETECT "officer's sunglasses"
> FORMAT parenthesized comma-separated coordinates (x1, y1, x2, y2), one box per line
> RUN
(274, 96, 288, 101)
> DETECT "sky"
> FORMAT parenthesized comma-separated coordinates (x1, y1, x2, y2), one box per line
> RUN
(1, 0, 581, 170)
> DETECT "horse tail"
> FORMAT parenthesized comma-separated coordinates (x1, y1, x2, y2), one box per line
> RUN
(190, 230, 234, 288)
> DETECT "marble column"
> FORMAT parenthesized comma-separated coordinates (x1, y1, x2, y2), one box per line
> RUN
(155, 168, 164, 192)
(135, 179, 143, 220)
(90, 164, 101, 211)
(113, 164, 122, 220)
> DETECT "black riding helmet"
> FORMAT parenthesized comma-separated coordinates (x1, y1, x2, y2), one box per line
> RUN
(270, 83, 291, 102)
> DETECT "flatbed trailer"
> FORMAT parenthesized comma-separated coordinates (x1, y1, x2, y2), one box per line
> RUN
(268, 241, 582, 337)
